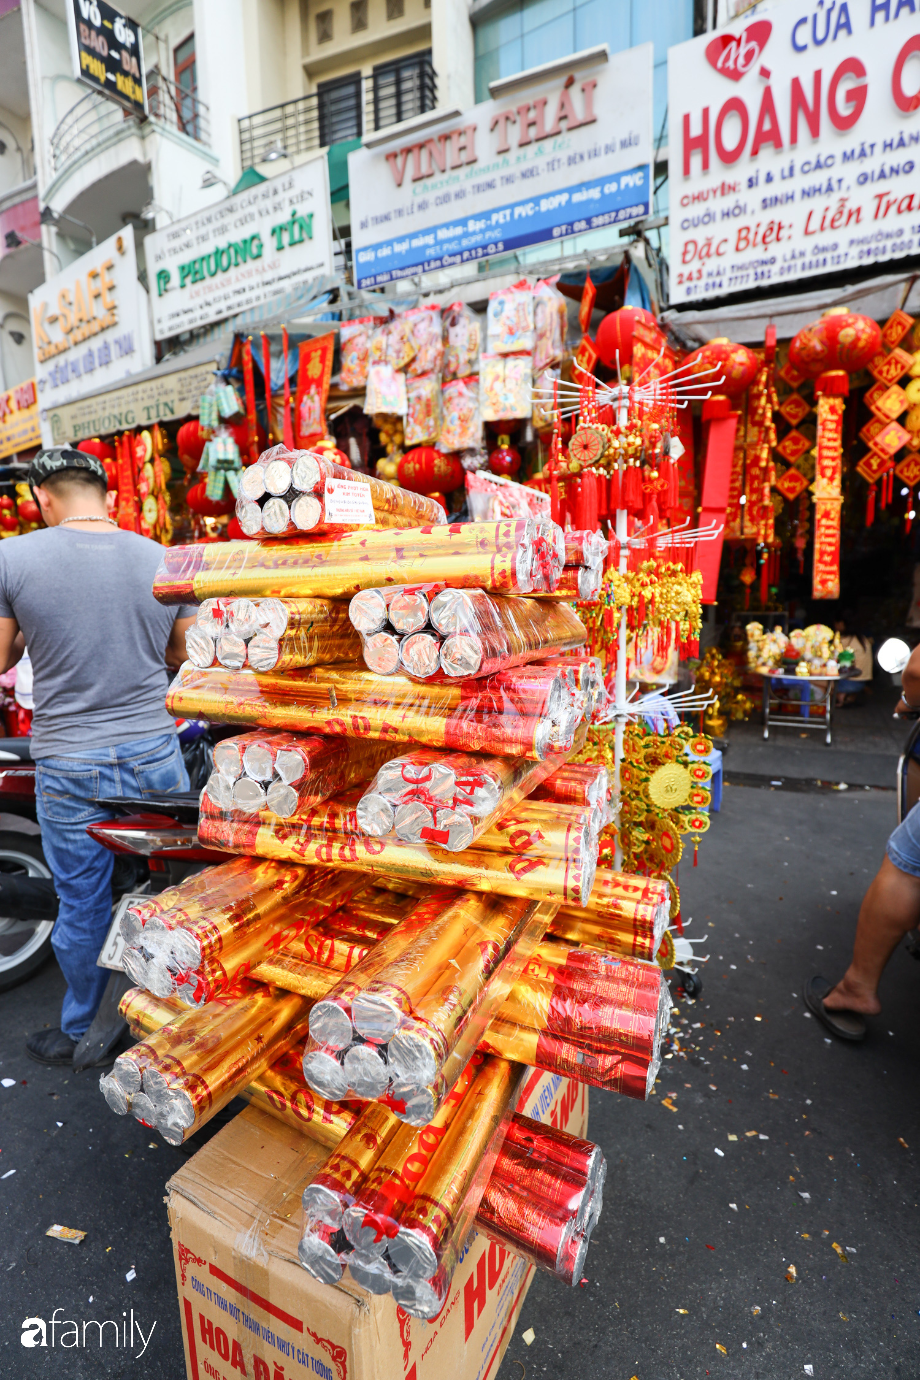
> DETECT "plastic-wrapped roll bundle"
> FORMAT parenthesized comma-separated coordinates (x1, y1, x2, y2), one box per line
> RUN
(168, 662, 578, 761)
(538, 654, 608, 721)
(530, 565, 603, 602)
(387, 1057, 518, 1284)
(339, 1058, 480, 1261)
(478, 1016, 659, 1098)
(299, 1102, 401, 1282)
(555, 868, 671, 958)
(476, 1173, 582, 1282)
(117, 855, 297, 947)
(112, 991, 359, 1147)
(563, 530, 608, 568)
(198, 807, 596, 911)
(153, 519, 563, 605)
(350, 586, 586, 681)
(503, 1111, 604, 1193)
(186, 597, 360, 672)
(120, 866, 364, 1003)
(497, 956, 670, 1061)
(103, 982, 313, 1144)
(235, 445, 446, 537)
(205, 731, 398, 822)
(355, 746, 573, 852)
(531, 761, 609, 811)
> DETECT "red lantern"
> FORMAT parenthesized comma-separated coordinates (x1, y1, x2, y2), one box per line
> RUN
(683, 337, 761, 418)
(17, 498, 40, 523)
(595, 307, 657, 369)
(185, 481, 235, 517)
(488, 434, 521, 477)
(788, 306, 881, 394)
(227, 418, 267, 463)
(397, 446, 464, 494)
(177, 420, 209, 473)
(312, 437, 352, 469)
(77, 438, 116, 464)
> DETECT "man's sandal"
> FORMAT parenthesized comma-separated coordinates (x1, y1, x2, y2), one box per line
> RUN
(803, 976, 867, 1042)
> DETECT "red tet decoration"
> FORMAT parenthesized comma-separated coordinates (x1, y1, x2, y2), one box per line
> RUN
(177, 420, 209, 473)
(76, 437, 116, 464)
(488, 434, 521, 477)
(788, 307, 882, 396)
(683, 336, 760, 418)
(595, 306, 657, 370)
(397, 446, 464, 494)
(186, 481, 235, 517)
(227, 418, 267, 462)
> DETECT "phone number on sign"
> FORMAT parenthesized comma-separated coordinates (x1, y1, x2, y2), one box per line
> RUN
(552, 204, 648, 237)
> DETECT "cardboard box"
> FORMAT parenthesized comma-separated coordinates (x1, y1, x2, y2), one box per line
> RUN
(167, 1068, 589, 1380)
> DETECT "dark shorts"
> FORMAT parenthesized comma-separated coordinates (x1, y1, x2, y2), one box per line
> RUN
(887, 800, 920, 878)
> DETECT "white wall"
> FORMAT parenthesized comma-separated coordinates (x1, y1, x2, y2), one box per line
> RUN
(431, 0, 474, 112)
(0, 291, 33, 392)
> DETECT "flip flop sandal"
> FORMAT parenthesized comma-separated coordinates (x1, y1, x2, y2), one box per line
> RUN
(803, 976, 867, 1042)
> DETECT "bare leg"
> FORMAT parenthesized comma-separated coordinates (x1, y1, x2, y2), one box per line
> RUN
(823, 855, 920, 1015)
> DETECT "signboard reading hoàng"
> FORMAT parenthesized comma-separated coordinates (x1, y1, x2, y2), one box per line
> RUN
(668, 0, 920, 304)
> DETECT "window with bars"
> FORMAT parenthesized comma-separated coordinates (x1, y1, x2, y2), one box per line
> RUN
(318, 72, 363, 146)
(372, 50, 435, 130)
(174, 34, 199, 140)
(315, 9, 333, 43)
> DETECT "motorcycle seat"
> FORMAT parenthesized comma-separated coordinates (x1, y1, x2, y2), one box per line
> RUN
(0, 738, 33, 763)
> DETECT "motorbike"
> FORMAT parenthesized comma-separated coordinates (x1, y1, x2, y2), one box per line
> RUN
(0, 720, 217, 997)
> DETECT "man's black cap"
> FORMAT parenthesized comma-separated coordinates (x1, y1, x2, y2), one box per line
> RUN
(28, 447, 108, 491)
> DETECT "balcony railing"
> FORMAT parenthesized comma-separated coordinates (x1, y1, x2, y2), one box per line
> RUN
(239, 55, 436, 170)
(49, 75, 209, 179)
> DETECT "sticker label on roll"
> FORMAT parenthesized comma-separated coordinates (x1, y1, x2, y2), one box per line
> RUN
(324, 477, 375, 524)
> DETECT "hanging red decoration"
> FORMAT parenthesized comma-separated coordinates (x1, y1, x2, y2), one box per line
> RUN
(177, 420, 209, 473)
(397, 446, 464, 494)
(76, 438, 116, 464)
(788, 306, 881, 394)
(488, 434, 521, 477)
(683, 337, 761, 418)
(595, 306, 657, 370)
(186, 481, 235, 517)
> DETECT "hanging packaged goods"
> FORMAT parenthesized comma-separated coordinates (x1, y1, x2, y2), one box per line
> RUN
(669, 4, 920, 302)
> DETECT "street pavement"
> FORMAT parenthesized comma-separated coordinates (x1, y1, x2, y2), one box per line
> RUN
(1, 782, 918, 1378)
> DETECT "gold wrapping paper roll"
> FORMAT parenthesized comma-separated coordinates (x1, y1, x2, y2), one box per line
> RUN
(341, 1057, 481, 1254)
(302, 1101, 403, 1227)
(389, 1056, 519, 1279)
(198, 809, 595, 909)
(154, 521, 541, 604)
(531, 762, 609, 810)
(347, 891, 517, 1042)
(167, 663, 561, 760)
(122, 856, 309, 946)
(478, 1017, 656, 1099)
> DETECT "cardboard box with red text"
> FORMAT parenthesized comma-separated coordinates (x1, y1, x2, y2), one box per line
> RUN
(167, 1068, 589, 1380)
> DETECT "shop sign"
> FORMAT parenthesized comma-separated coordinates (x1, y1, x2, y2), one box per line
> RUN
(67, 0, 146, 117)
(0, 379, 41, 459)
(348, 46, 653, 288)
(668, 1, 920, 304)
(28, 226, 153, 446)
(145, 159, 334, 340)
(45, 359, 217, 445)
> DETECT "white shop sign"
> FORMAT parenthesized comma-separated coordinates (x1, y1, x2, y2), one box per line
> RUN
(348, 45, 653, 289)
(668, 0, 920, 304)
(29, 226, 153, 446)
(145, 158, 334, 340)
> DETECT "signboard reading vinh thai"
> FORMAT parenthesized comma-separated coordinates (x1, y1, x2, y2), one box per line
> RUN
(668, 0, 920, 304)
(145, 158, 333, 340)
(348, 45, 653, 288)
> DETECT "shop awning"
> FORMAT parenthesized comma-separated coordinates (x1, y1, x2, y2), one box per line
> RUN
(662, 267, 920, 345)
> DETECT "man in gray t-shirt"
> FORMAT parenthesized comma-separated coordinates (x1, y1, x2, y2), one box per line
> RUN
(0, 447, 196, 1065)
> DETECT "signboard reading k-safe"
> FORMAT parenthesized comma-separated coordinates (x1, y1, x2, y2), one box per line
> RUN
(348, 44, 653, 288)
(668, 0, 920, 304)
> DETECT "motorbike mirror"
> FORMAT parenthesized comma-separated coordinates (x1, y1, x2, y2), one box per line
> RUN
(878, 637, 911, 675)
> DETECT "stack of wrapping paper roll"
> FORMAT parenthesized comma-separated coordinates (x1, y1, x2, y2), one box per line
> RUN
(125, 459, 676, 1315)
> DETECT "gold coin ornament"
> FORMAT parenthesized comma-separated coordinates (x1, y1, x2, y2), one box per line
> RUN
(656, 929, 676, 970)
(648, 762, 693, 809)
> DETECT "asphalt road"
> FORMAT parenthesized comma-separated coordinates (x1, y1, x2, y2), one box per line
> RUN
(0, 783, 917, 1379)
(499, 782, 920, 1380)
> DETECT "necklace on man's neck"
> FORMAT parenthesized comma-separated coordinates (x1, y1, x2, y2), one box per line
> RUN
(59, 515, 118, 526)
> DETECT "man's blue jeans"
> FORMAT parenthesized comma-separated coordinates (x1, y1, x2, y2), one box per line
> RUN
(35, 732, 189, 1039)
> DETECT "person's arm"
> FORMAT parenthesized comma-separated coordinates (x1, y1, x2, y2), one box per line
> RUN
(166, 615, 195, 670)
(0, 617, 24, 673)
(896, 642, 920, 713)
